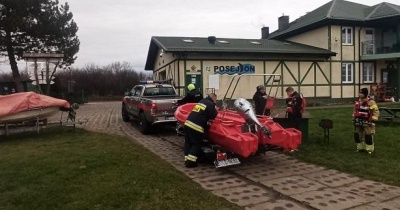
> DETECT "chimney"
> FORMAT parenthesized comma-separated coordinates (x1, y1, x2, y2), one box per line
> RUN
(261, 27, 269, 39)
(278, 15, 289, 31)
(208, 36, 216, 44)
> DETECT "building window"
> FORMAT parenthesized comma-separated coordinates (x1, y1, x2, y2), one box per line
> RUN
(341, 27, 353, 45)
(341, 63, 353, 83)
(363, 63, 374, 83)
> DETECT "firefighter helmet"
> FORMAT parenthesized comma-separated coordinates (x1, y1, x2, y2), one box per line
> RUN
(187, 84, 195, 91)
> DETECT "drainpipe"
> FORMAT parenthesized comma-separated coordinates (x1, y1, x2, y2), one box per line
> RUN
(397, 23, 400, 100)
(358, 26, 363, 93)
(397, 58, 400, 100)
(177, 54, 181, 96)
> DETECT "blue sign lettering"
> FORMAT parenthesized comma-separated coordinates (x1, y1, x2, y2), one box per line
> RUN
(214, 63, 255, 75)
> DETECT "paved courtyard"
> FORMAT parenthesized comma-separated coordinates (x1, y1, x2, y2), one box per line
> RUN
(62, 101, 400, 210)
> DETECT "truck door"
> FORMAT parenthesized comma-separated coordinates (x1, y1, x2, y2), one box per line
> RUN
(126, 86, 142, 116)
(131, 86, 143, 116)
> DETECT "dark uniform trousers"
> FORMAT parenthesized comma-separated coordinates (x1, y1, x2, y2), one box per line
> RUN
(184, 126, 205, 162)
(287, 113, 301, 130)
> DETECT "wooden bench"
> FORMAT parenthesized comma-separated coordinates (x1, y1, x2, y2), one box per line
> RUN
(379, 115, 395, 125)
(380, 115, 394, 120)
(379, 107, 400, 125)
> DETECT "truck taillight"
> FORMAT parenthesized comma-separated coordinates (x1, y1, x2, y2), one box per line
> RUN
(150, 103, 157, 116)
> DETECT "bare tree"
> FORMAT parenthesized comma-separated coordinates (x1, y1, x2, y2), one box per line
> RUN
(53, 62, 151, 101)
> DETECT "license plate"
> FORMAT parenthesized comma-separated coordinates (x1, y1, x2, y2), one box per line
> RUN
(214, 158, 241, 168)
(165, 116, 175, 120)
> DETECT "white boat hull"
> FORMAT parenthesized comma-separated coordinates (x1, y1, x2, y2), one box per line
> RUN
(0, 107, 60, 123)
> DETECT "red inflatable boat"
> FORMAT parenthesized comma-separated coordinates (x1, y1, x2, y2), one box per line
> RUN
(175, 103, 302, 158)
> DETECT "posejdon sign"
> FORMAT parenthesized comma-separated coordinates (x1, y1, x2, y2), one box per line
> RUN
(214, 63, 255, 75)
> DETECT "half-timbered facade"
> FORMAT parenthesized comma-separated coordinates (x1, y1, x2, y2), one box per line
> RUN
(145, 37, 335, 100)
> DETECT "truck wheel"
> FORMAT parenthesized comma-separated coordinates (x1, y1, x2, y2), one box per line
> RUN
(139, 112, 150, 134)
(122, 105, 130, 122)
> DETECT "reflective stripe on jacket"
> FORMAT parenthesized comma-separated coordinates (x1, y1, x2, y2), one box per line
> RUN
(184, 120, 204, 133)
(184, 97, 218, 133)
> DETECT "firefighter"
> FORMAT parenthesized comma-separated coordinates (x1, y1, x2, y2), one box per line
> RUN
(175, 84, 204, 136)
(183, 93, 218, 168)
(353, 88, 379, 154)
(177, 83, 203, 105)
(285, 86, 303, 129)
(253, 85, 270, 116)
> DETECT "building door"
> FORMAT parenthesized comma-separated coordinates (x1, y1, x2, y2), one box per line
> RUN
(381, 68, 398, 99)
(365, 29, 374, 54)
(185, 74, 202, 94)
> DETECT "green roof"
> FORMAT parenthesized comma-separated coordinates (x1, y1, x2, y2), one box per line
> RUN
(152, 36, 335, 54)
(144, 36, 336, 70)
(269, 0, 400, 39)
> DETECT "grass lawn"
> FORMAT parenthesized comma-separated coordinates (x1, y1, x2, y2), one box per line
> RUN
(290, 102, 400, 186)
(0, 128, 242, 210)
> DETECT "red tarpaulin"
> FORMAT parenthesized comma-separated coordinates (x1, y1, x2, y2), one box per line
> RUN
(0, 92, 70, 118)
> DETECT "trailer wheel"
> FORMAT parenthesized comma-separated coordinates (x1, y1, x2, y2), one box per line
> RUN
(122, 105, 130, 122)
(139, 112, 150, 134)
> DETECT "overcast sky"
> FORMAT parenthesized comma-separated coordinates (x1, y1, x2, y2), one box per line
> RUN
(1, 0, 399, 73)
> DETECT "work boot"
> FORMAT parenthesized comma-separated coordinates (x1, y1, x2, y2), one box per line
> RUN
(366, 145, 374, 155)
(185, 160, 198, 168)
(196, 152, 207, 164)
(357, 143, 366, 152)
